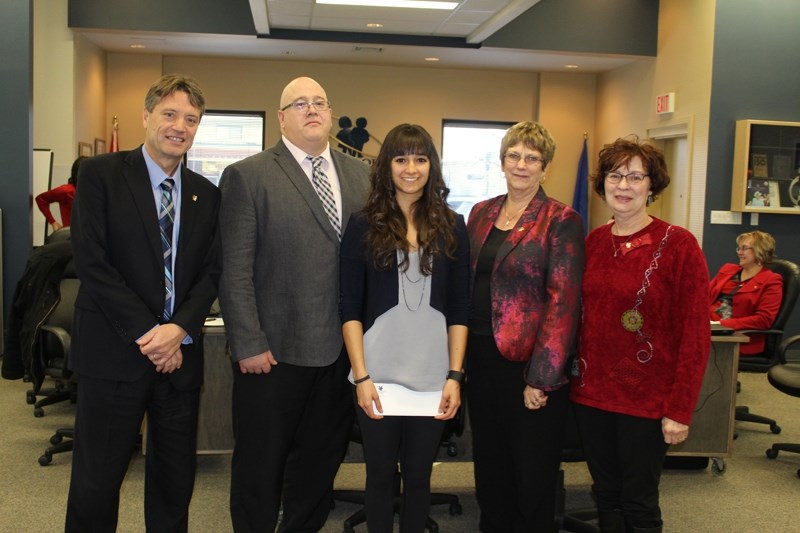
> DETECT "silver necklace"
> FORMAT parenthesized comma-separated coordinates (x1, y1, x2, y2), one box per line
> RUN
(503, 202, 526, 228)
(400, 270, 427, 311)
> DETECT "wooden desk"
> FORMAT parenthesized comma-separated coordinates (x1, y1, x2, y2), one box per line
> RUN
(194, 333, 748, 461)
(667, 334, 747, 467)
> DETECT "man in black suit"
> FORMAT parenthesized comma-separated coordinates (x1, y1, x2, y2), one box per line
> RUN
(65, 74, 221, 532)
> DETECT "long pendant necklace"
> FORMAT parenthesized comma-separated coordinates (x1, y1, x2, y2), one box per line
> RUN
(400, 269, 427, 311)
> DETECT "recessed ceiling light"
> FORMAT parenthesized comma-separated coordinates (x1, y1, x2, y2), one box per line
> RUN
(424, 57, 440, 62)
(564, 64, 579, 69)
(366, 23, 384, 28)
(317, 0, 457, 10)
(130, 44, 146, 49)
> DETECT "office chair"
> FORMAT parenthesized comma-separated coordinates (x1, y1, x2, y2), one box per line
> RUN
(30, 268, 80, 417)
(764, 335, 800, 476)
(35, 273, 80, 466)
(735, 259, 800, 434)
(333, 393, 465, 533)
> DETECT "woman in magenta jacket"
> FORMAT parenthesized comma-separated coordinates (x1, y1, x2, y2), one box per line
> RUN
(466, 121, 585, 532)
(709, 231, 783, 355)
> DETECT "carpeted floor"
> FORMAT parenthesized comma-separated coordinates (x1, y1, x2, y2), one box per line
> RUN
(1, 370, 799, 532)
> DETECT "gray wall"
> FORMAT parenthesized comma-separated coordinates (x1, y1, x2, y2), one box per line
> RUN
(0, 0, 33, 321)
(704, 1, 800, 338)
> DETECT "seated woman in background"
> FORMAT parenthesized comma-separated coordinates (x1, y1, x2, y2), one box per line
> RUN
(709, 230, 784, 355)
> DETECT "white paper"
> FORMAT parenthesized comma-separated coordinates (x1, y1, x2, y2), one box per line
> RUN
(372, 383, 442, 417)
(204, 317, 225, 327)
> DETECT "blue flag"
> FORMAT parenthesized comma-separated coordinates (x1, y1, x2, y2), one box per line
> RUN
(572, 137, 589, 235)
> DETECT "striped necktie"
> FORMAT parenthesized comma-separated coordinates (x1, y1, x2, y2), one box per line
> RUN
(159, 178, 175, 320)
(308, 156, 341, 240)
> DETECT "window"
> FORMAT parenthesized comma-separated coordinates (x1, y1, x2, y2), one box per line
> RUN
(185, 111, 266, 186)
(441, 120, 514, 218)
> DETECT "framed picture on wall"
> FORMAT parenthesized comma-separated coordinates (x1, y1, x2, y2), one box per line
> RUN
(95, 138, 106, 155)
(78, 142, 93, 158)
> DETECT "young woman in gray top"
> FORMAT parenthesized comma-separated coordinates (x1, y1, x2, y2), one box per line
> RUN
(339, 123, 470, 532)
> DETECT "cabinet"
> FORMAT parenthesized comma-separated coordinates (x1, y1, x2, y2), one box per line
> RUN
(731, 120, 800, 214)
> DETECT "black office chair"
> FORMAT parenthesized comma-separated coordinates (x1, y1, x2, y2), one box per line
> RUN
(764, 335, 800, 476)
(30, 268, 80, 417)
(35, 272, 80, 466)
(334, 393, 465, 532)
(734, 259, 800, 434)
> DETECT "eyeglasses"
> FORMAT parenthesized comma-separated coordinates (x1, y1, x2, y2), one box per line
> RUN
(605, 171, 648, 184)
(280, 100, 331, 112)
(736, 246, 753, 252)
(504, 152, 544, 166)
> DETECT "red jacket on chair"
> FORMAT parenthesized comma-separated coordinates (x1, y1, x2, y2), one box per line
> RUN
(709, 263, 783, 355)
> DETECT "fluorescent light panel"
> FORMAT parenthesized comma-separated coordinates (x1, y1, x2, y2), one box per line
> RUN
(316, 0, 458, 10)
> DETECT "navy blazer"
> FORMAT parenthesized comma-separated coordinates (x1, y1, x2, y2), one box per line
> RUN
(339, 211, 471, 333)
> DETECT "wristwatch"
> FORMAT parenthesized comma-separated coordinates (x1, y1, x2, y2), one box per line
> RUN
(446, 370, 465, 384)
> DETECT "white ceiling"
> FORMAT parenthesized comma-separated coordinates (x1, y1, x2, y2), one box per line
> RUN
(76, 0, 646, 73)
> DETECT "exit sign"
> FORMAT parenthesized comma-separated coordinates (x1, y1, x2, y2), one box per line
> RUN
(656, 92, 675, 114)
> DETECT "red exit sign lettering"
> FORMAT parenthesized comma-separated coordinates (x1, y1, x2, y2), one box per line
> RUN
(656, 92, 675, 114)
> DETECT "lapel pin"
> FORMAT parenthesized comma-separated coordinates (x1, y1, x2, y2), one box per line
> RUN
(192, 195, 198, 202)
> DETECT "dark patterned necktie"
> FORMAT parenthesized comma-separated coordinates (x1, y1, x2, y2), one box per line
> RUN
(308, 156, 341, 240)
(159, 178, 175, 320)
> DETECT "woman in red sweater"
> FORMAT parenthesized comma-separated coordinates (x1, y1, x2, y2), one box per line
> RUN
(709, 231, 783, 355)
(570, 138, 710, 533)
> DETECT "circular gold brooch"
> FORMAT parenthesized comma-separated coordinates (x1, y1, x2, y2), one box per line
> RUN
(621, 309, 644, 332)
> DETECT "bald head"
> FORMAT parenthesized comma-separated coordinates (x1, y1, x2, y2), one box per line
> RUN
(278, 77, 333, 156)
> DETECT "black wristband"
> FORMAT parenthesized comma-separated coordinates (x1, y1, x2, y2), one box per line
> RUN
(354, 374, 371, 384)
(446, 370, 465, 384)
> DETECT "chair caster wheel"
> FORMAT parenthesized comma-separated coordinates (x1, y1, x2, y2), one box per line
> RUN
(50, 434, 63, 445)
(711, 457, 726, 475)
(770, 423, 781, 434)
(796, 469, 800, 479)
(766, 448, 779, 459)
(446, 444, 458, 457)
(26, 391, 36, 404)
(449, 502, 462, 515)
(34, 407, 44, 417)
(39, 452, 52, 466)
(343, 527, 355, 533)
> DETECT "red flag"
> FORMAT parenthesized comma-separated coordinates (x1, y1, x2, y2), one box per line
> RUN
(109, 115, 120, 153)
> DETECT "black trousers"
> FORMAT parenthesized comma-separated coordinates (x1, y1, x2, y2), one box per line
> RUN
(573, 403, 669, 529)
(229, 350, 353, 533)
(66, 373, 200, 533)
(356, 406, 445, 533)
(466, 333, 569, 533)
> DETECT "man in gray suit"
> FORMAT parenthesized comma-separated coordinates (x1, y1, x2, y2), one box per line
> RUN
(218, 77, 370, 532)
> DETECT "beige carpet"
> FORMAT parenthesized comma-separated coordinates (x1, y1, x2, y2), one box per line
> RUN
(1, 370, 799, 532)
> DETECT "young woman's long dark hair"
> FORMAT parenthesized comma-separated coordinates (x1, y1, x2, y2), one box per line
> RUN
(363, 124, 457, 275)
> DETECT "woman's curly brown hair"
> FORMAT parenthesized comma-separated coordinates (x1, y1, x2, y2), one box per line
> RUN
(363, 124, 457, 275)
(590, 136, 671, 200)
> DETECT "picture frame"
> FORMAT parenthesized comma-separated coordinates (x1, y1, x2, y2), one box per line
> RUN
(745, 179, 769, 207)
(78, 142, 93, 158)
(94, 138, 106, 155)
